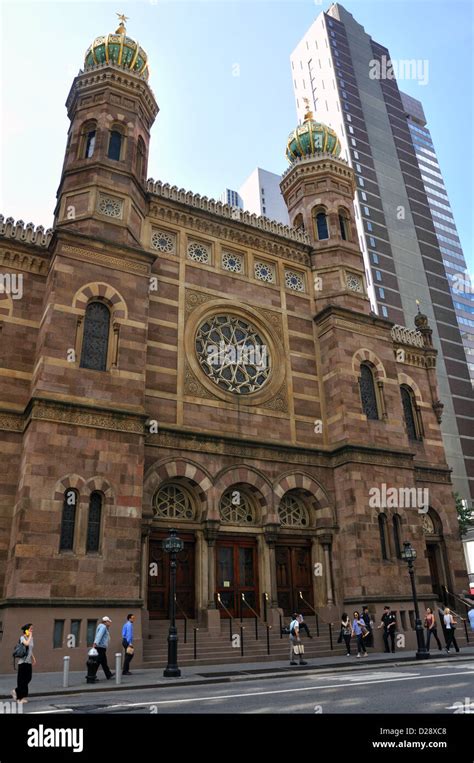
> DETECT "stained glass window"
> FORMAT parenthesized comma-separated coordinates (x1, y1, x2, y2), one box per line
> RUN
(80, 302, 110, 372)
(359, 363, 379, 420)
(59, 489, 77, 551)
(401, 385, 419, 441)
(278, 494, 309, 527)
(154, 485, 195, 520)
(195, 315, 270, 394)
(86, 492, 102, 553)
(220, 490, 254, 524)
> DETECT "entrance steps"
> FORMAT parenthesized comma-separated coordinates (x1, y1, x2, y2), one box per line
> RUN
(142, 618, 346, 667)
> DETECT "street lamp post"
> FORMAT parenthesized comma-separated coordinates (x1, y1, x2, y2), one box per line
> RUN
(163, 528, 184, 677)
(401, 541, 430, 660)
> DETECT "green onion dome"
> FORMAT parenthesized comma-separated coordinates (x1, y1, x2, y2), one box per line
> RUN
(84, 16, 149, 81)
(286, 106, 341, 162)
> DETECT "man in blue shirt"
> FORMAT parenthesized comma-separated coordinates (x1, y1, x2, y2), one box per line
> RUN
(93, 616, 114, 679)
(468, 607, 474, 633)
(121, 614, 135, 675)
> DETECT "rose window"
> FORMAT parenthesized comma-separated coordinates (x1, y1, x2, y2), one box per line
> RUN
(153, 485, 195, 520)
(188, 241, 210, 263)
(195, 314, 270, 394)
(254, 261, 276, 283)
(222, 251, 243, 273)
(285, 270, 305, 292)
(98, 195, 122, 218)
(278, 494, 309, 527)
(152, 230, 175, 253)
(219, 490, 255, 524)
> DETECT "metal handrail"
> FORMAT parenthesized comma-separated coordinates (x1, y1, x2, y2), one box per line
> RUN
(442, 585, 470, 618)
(298, 591, 320, 636)
(241, 593, 269, 640)
(174, 595, 188, 643)
(216, 593, 234, 642)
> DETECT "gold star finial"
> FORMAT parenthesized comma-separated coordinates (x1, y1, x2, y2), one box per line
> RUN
(115, 12, 129, 34)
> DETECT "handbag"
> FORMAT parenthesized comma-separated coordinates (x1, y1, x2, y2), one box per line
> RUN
(126, 645, 134, 655)
(12, 641, 27, 660)
(293, 643, 305, 656)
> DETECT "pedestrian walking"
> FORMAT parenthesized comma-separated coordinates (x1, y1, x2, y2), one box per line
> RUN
(122, 613, 135, 675)
(424, 607, 442, 651)
(468, 605, 474, 633)
(93, 616, 115, 679)
(12, 623, 36, 704)
(361, 606, 374, 648)
(351, 611, 368, 658)
(378, 605, 397, 653)
(289, 613, 308, 666)
(339, 612, 352, 655)
(296, 613, 313, 639)
(443, 608, 460, 654)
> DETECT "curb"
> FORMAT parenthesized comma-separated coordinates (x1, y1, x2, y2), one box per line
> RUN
(1, 652, 473, 700)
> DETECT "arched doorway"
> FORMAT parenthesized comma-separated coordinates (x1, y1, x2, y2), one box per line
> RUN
(275, 490, 315, 615)
(422, 508, 449, 600)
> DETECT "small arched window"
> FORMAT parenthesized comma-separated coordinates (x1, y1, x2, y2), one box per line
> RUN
(315, 210, 329, 240)
(86, 492, 102, 553)
(293, 213, 304, 232)
(108, 130, 123, 161)
(137, 136, 146, 182)
(79, 121, 97, 160)
(85, 129, 96, 158)
(393, 514, 402, 558)
(339, 209, 350, 241)
(359, 362, 379, 420)
(80, 301, 110, 372)
(378, 513, 389, 560)
(60, 489, 78, 551)
(400, 385, 421, 441)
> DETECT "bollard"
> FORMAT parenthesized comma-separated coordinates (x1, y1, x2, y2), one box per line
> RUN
(63, 656, 70, 688)
(115, 652, 122, 685)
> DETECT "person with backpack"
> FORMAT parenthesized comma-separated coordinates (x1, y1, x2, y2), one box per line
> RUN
(12, 623, 36, 703)
(93, 616, 115, 679)
(443, 608, 460, 654)
(289, 613, 308, 666)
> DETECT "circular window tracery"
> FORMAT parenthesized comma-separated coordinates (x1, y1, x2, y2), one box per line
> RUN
(195, 314, 270, 395)
(422, 513, 436, 535)
(219, 490, 255, 524)
(153, 485, 195, 520)
(278, 494, 309, 527)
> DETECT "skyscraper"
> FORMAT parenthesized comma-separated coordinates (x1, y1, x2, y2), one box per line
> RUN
(401, 90, 474, 389)
(238, 167, 289, 224)
(290, 3, 474, 503)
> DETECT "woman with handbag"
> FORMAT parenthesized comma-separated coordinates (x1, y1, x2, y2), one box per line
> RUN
(351, 611, 368, 658)
(443, 608, 460, 654)
(289, 613, 308, 666)
(424, 607, 442, 651)
(340, 613, 352, 656)
(121, 614, 136, 675)
(12, 623, 36, 703)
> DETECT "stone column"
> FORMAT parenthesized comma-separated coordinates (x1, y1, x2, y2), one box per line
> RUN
(203, 519, 221, 634)
(317, 533, 334, 606)
(263, 523, 280, 608)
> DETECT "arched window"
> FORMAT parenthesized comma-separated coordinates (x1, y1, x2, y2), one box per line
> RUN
(59, 489, 78, 551)
(153, 484, 195, 520)
(85, 129, 96, 159)
(359, 362, 379, 420)
(293, 213, 304, 232)
(278, 494, 309, 527)
(400, 385, 421, 441)
(378, 513, 389, 560)
(86, 492, 102, 553)
(219, 489, 255, 524)
(80, 302, 110, 371)
(393, 514, 402, 558)
(338, 209, 350, 241)
(137, 136, 146, 182)
(79, 121, 97, 160)
(108, 130, 123, 161)
(315, 210, 329, 240)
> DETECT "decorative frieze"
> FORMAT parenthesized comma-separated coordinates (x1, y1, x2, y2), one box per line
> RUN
(0, 215, 53, 249)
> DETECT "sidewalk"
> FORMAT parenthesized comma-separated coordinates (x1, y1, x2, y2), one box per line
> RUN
(2, 647, 474, 699)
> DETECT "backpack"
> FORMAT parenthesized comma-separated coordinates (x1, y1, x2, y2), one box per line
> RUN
(12, 639, 28, 669)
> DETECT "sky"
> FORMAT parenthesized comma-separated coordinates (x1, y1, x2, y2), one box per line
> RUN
(0, 0, 472, 270)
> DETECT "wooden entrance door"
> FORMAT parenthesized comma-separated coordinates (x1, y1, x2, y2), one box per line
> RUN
(148, 533, 195, 619)
(276, 542, 313, 615)
(216, 537, 259, 617)
(426, 543, 442, 600)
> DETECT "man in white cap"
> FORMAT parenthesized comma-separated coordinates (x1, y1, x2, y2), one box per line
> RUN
(93, 616, 114, 679)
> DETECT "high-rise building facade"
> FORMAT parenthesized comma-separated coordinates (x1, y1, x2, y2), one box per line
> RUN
(238, 168, 289, 225)
(220, 188, 243, 209)
(290, 3, 474, 503)
(400, 90, 474, 388)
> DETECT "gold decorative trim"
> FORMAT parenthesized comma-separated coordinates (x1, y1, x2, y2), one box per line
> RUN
(60, 245, 149, 276)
